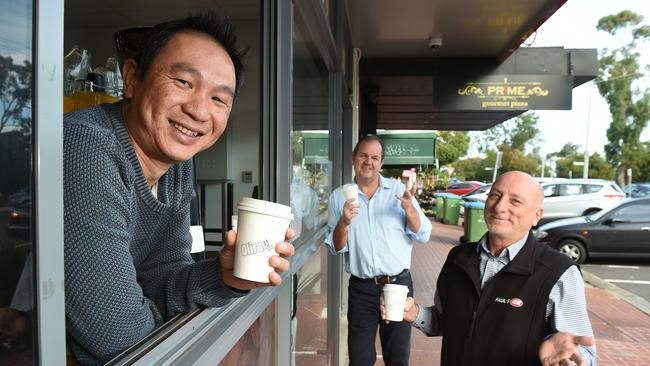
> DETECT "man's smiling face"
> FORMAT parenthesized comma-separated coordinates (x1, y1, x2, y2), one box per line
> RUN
(352, 139, 384, 182)
(484, 171, 543, 245)
(123, 30, 237, 165)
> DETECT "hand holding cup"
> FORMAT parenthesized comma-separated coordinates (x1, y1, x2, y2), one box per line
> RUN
(341, 184, 360, 225)
(220, 227, 295, 289)
(220, 198, 296, 289)
(379, 284, 410, 322)
(381, 296, 419, 324)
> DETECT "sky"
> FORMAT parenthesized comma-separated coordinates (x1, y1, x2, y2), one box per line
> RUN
(0, 0, 32, 64)
(517, 0, 650, 157)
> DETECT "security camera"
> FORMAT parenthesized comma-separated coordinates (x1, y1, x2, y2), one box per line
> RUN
(428, 36, 443, 50)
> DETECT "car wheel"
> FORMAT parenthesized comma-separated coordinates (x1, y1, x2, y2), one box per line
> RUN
(557, 239, 587, 264)
(582, 208, 601, 216)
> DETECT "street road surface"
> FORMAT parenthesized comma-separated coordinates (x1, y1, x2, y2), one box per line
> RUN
(583, 258, 650, 304)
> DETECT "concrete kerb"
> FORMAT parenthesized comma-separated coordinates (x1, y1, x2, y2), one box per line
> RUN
(582, 270, 650, 317)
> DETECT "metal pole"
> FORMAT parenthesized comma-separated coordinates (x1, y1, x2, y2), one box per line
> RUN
(583, 82, 593, 179)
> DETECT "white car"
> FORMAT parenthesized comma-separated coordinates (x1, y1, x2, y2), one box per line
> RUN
(540, 179, 624, 224)
(461, 184, 492, 203)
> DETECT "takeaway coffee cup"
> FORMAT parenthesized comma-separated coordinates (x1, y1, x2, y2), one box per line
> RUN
(234, 197, 294, 283)
(407, 173, 416, 191)
(342, 183, 359, 205)
(383, 284, 409, 321)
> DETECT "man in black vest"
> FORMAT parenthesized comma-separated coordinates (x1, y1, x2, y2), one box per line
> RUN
(381, 171, 596, 366)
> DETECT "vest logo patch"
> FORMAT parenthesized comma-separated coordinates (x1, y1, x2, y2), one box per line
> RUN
(494, 297, 524, 308)
(509, 298, 524, 308)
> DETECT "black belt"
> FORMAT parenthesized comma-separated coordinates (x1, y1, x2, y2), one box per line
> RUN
(352, 269, 409, 285)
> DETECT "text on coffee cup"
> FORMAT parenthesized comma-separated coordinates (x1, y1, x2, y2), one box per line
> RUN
(240, 239, 274, 256)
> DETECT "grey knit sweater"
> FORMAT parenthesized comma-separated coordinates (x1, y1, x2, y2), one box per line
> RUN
(64, 102, 243, 365)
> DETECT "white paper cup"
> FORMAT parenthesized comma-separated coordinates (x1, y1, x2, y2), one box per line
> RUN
(407, 173, 416, 191)
(383, 284, 409, 321)
(234, 197, 293, 283)
(342, 183, 359, 205)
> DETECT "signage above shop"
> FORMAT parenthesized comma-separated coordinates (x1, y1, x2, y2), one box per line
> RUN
(301, 132, 436, 166)
(434, 75, 573, 111)
(382, 133, 435, 165)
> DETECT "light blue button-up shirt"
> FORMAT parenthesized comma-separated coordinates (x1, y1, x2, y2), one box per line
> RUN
(325, 175, 432, 278)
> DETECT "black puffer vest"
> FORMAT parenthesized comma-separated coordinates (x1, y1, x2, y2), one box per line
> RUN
(437, 233, 573, 366)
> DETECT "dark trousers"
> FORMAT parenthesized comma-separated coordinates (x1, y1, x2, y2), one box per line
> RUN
(347, 272, 414, 366)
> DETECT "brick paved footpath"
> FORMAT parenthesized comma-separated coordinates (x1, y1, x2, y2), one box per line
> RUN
(372, 220, 650, 366)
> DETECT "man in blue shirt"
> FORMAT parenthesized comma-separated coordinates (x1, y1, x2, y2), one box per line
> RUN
(325, 135, 432, 366)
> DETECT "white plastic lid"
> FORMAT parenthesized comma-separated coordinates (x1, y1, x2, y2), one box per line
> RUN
(383, 284, 409, 292)
(238, 197, 294, 221)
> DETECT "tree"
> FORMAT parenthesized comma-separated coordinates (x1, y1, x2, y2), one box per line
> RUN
(499, 147, 540, 176)
(627, 141, 650, 182)
(435, 131, 470, 166)
(454, 157, 492, 182)
(453, 148, 540, 182)
(547, 142, 580, 158)
(596, 10, 650, 186)
(587, 153, 616, 179)
(548, 143, 614, 179)
(475, 112, 542, 153)
(0, 56, 32, 133)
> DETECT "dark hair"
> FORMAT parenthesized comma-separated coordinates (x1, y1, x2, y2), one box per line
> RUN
(353, 134, 385, 160)
(133, 12, 245, 96)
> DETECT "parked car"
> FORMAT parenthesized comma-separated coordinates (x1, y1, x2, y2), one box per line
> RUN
(534, 198, 650, 263)
(461, 184, 491, 203)
(6, 202, 31, 240)
(623, 183, 650, 198)
(444, 181, 485, 196)
(8, 188, 31, 205)
(539, 179, 624, 225)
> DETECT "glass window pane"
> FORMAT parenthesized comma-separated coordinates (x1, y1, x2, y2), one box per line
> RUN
(293, 245, 328, 365)
(560, 184, 582, 196)
(0, 0, 36, 364)
(612, 204, 650, 222)
(543, 185, 557, 197)
(583, 184, 602, 193)
(290, 22, 330, 241)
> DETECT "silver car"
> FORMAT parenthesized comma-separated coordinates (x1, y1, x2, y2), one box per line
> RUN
(540, 179, 625, 224)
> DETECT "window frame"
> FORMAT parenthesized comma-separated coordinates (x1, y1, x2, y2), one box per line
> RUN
(34, 0, 67, 363)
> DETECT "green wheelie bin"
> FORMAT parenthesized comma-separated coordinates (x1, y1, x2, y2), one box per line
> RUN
(443, 194, 462, 225)
(463, 201, 488, 243)
(433, 193, 447, 222)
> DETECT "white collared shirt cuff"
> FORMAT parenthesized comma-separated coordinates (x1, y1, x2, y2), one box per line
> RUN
(412, 304, 434, 335)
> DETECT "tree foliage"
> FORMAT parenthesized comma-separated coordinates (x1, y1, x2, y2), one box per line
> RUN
(545, 143, 614, 179)
(454, 157, 492, 182)
(499, 147, 540, 175)
(435, 131, 470, 166)
(596, 10, 650, 186)
(456, 112, 542, 182)
(475, 112, 542, 153)
(453, 147, 541, 182)
(0, 56, 32, 133)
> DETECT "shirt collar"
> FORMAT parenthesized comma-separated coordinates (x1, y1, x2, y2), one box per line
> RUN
(354, 174, 390, 189)
(378, 174, 391, 189)
(477, 233, 529, 261)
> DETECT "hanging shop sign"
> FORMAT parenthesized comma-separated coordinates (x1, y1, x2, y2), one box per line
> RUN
(434, 75, 572, 111)
(302, 132, 436, 165)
